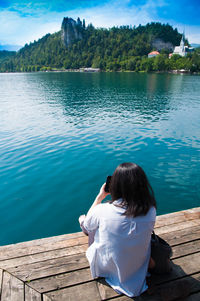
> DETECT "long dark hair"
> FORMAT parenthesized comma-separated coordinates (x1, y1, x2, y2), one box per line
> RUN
(110, 162, 156, 217)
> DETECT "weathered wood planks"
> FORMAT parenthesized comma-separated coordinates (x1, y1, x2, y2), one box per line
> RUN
(155, 207, 200, 228)
(0, 268, 3, 299)
(0, 207, 199, 301)
(45, 281, 101, 301)
(28, 268, 93, 293)
(0, 236, 87, 261)
(0, 244, 88, 270)
(25, 285, 42, 301)
(8, 253, 89, 281)
(1, 271, 24, 301)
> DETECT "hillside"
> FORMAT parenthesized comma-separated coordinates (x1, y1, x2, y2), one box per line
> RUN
(0, 19, 200, 72)
(0, 50, 16, 62)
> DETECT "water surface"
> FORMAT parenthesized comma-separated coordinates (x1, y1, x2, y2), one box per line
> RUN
(0, 72, 199, 245)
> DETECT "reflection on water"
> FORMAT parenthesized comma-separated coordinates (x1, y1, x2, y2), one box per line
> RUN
(0, 72, 200, 245)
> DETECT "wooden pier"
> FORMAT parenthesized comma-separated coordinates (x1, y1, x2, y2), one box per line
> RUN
(0, 207, 200, 300)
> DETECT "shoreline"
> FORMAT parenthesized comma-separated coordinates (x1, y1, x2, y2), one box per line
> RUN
(1, 69, 200, 75)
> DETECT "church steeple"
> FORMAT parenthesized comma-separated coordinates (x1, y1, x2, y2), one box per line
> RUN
(180, 32, 185, 51)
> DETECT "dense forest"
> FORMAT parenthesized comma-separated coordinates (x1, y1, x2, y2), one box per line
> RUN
(0, 21, 200, 72)
(0, 50, 16, 62)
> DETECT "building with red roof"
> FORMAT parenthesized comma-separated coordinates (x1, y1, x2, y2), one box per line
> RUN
(148, 51, 160, 58)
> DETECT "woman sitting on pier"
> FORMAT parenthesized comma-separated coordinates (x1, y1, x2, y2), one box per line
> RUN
(79, 162, 156, 297)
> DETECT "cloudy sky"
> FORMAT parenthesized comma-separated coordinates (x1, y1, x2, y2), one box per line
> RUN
(0, 0, 200, 47)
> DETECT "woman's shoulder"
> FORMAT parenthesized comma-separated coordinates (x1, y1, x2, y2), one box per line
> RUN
(145, 206, 156, 220)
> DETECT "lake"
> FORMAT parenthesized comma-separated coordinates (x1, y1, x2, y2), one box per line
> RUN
(0, 72, 199, 246)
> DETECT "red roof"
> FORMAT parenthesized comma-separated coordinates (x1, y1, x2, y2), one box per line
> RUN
(148, 51, 160, 55)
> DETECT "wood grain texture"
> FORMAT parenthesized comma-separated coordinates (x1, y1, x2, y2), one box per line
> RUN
(155, 219, 200, 236)
(25, 285, 42, 301)
(155, 207, 200, 229)
(0, 244, 87, 270)
(28, 268, 92, 293)
(96, 254, 200, 300)
(172, 239, 200, 259)
(1, 271, 24, 301)
(102, 273, 200, 301)
(0, 207, 199, 301)
(43, 294, 53, 301)
(0, 236, 87, 262)
(45, 282, 101, 301)
(0, 268, 3, 299)
(0, 232, 84, 252)
(159, 225, 200, 246)
(8, 253, 89, 281)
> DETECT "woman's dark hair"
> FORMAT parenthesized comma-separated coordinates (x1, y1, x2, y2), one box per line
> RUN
(110, 162, 156, 217)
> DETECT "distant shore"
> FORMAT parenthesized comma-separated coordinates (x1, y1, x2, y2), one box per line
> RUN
(1, 69, 200, 75)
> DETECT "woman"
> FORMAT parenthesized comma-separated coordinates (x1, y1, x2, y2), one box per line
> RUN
(79, 162, 156, 297)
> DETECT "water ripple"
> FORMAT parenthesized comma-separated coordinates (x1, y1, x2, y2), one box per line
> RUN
(0, 72, 200, 245)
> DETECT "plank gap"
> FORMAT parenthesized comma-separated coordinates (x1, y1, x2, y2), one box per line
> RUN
(171, 238, 200, 248)
(172, 250, 200, 260)
(32, 278, 96, 294)
(0, 243, 88, 263)
(25, 266, 91, 284)
(149, 271, 200, 287)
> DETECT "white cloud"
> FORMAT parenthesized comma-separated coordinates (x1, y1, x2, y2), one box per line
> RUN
(0, 10, 61, 46)
(0, 0, 199, 46)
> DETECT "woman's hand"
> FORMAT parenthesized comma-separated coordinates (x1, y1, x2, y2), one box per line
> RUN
(86, 183, 110, 216)
(96, 183, 110, 203)
(79, 214, 86, 225)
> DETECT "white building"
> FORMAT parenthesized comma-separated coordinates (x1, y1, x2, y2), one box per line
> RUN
(173, 34, 194, 57)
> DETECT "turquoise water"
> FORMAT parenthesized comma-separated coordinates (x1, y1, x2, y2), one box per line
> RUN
(0, 72, 200, 246)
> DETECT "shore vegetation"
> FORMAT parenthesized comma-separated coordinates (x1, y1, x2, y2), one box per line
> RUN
(0, 22, 200, 73)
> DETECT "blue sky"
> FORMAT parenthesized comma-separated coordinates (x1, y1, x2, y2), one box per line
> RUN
(0, 0, 199, 46)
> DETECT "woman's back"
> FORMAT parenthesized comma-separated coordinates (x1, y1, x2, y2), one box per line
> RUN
(84, 200, 156, 297)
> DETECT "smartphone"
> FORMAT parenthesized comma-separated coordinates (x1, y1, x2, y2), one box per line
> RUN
(105, 176, 112, 193)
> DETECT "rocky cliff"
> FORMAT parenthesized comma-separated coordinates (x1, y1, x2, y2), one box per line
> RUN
(61, 17, 85, 47)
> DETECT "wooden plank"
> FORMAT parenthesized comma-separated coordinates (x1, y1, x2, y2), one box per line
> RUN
(155, 207, 200, 229)
(45, 281, 101, 301)
(160, 225, 200, 246)
(97, 254, 200, 300)
(28, 268, 92, 293)
(0, 268, 3, 297)
(1, 226, 199, 271)
(43, 295, 53, 301)
(101, 273, 200, 301)
(8, 253, 89, 281)
(0, 232, 84, 252)
(150, 252, 200, 285)
(172, 240, 200, 259)
(0, 244, 88, 270)
(25, 285, 42, 301)
(155, 219, 200, 236)
(0, 236, 87, 261)
(1, 271, 24, 301)
(97, 278, 119, 300)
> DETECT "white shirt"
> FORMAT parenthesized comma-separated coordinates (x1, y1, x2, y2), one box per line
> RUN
(83, 199, 156, 297)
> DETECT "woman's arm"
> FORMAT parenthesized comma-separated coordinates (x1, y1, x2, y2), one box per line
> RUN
(79, 183, 110, 225)
(86, 183, 110, 216)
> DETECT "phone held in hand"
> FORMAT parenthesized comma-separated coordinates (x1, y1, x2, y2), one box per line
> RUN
(105, 176, 112, 193)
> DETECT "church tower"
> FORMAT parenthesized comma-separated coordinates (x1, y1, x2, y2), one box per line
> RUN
(180, 32, 185, 51)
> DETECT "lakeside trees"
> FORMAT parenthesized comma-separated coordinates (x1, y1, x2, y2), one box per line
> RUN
(0, 22, 200, 72)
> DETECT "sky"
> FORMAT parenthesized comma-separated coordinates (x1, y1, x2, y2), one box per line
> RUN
(0, 0, 200, 47)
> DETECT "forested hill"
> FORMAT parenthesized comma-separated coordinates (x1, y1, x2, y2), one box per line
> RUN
(0, 50, 16, 62)
(0, 20, 199, 72)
